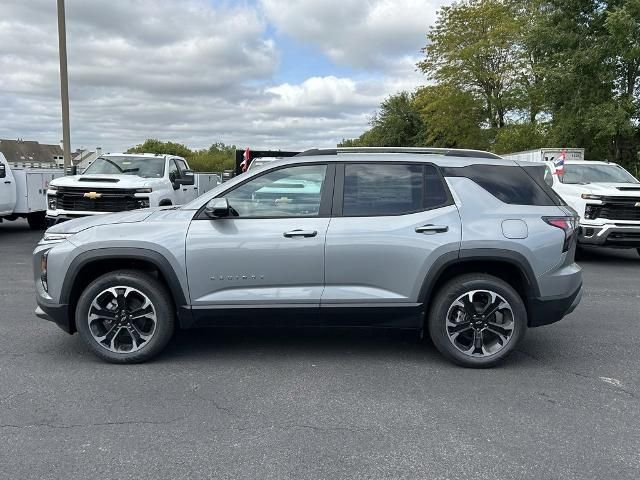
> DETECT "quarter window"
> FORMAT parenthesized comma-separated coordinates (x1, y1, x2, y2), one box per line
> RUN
(343, 164, 448, 216)
(224, 164, 327, 217)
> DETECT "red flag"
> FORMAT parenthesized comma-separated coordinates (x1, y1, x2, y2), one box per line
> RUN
(240, 147, 251, 172)
(555, 149, 566, 175)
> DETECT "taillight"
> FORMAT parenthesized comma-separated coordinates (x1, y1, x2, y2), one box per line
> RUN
(543, 216, 578, 253)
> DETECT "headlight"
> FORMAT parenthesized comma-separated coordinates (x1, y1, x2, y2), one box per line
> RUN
(41, 232, 73, 244)
(136, 188, 153, 193)
(40, 251, 49, 292)
(48, 197, 57, 210)
(581, 194, 602, 200)
(48, 185, 58, 192)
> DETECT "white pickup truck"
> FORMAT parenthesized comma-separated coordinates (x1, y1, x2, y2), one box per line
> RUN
(0, 153, 64, 229)
(504, 149, 640, 255)
(46, 153, 220, 225)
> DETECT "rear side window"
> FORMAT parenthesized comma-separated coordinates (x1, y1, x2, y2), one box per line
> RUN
(342, 164, 449, 216)
(443, 165, 559, 206)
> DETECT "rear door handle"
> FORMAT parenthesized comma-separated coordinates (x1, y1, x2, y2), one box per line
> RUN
(3, 180, 10, 184)
(283, 229, 318, 238)
(415, 224, 449, 234)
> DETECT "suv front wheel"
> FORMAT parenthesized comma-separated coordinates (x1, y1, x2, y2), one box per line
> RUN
(428, 274, 527, 368)
(75, 270, 175, 364)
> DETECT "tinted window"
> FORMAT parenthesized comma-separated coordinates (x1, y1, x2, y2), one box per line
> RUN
(443, 165, 558, 206)
(225, 164, 327, 217)
(343, 164, 448, 216)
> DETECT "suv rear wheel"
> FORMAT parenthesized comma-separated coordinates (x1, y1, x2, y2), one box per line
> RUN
(75, 270, 175, 363)
(428, 274, 527, 368)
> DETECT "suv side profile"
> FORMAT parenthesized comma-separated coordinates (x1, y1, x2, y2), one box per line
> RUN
(33, 148, 582, 367)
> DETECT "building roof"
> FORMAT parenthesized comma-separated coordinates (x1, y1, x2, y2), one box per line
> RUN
(0, 139, 63, 164)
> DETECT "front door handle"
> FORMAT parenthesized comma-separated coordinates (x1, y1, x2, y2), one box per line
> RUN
(3, 180, 10, 184)
(283, 229, 318, 238)
(416, 224, 449, 234)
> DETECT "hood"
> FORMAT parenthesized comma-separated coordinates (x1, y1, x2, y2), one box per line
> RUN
(46, 208, 159, 234)
(579, 182, 640, 196)
(50, 174, 160, 190)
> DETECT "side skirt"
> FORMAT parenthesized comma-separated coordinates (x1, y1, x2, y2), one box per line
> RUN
(183, 303, 424, 329)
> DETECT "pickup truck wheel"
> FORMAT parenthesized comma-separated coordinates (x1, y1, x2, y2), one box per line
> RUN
(27, 212, 47, 230)
(428, 274, 527, 368)
(75, 270, 175, 364)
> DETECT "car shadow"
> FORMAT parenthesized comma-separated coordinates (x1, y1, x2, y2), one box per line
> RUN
(160, 327, 445, 364)
(576, 246, 640, 265)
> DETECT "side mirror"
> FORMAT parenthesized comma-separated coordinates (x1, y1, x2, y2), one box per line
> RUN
(0, 164, 6, 179)
(204, 198, 230, 218)
(175, 169, 195, 186)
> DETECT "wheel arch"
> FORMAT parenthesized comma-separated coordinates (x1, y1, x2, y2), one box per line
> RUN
(61, 248, 189, 333)
(420, 249, 539, 315)
(158, 199, 173, 206)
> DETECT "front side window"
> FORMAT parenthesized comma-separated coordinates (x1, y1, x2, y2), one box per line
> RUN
(343, 164, 444, 216)
(168, 160, 179, 183)
(83, 156, 165, 178)
(224, 164, 327, 217)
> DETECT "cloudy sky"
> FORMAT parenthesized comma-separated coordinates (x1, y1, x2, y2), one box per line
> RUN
(0, 0, 448, 152)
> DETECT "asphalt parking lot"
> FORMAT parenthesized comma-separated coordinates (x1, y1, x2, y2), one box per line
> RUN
(1, 219, 639, 480)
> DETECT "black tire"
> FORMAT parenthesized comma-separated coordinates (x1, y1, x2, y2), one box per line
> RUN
(75, 270, 175, 364)
(427, 274, 527, 368)
(27, 212, 47, 230)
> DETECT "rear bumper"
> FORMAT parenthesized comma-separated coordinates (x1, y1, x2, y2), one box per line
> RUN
(35, 298, 74, 334)
(578, 222, 640, 247)
(528, 281, 582, 328)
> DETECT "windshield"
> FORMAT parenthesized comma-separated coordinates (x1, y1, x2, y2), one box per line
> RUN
(559, 164, 639, 184)
(83, 156, 165, 178)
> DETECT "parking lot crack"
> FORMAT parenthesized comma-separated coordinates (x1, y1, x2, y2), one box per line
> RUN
(0, 416, 188, 431)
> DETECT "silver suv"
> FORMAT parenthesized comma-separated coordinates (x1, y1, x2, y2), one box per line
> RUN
(33, 148, 583, 367)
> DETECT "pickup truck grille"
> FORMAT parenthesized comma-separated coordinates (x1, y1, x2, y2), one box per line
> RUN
(57, 187, 139, 212)
(594, 197, 640, 221)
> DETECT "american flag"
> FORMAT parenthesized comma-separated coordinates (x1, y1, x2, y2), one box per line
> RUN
(554, 149, 566, 175)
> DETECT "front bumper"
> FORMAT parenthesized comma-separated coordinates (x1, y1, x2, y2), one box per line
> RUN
(35, 299, 74, 333)
(578, 222, 640, 247)
(528, 281, 582, 328)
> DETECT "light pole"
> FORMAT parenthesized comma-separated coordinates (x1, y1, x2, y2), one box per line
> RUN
(57, 0, 71, 172)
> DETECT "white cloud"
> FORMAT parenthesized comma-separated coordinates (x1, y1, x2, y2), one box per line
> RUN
(0, 0, 446, 153)
(260, 0, 446, 69)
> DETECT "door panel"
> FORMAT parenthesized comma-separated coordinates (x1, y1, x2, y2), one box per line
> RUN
(322, 205, 461, 304)
(185, 162, 332, 307)
(0, 161, 16, 215)
(186, 218, 329, 305)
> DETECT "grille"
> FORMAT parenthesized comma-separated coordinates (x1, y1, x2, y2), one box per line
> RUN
(599, 205, 640, 221)
(57, 187, 139, 212)
(591, 197, 640, 221)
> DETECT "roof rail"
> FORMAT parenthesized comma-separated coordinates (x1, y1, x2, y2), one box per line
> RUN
(297, 147, 502, 159)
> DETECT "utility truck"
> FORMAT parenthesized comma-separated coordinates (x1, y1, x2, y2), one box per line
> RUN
(46, 153, 220, 225)
(503, 149, 640, 255)
(0, 153, 64, 229)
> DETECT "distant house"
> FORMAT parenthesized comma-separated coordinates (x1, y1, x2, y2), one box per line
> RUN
(0, 138, 64, 167)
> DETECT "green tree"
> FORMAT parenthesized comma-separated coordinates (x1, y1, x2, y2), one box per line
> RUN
(339, 92, 425, 147)
(418, 0, 525, 129)
(413, 84, 488, 149)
